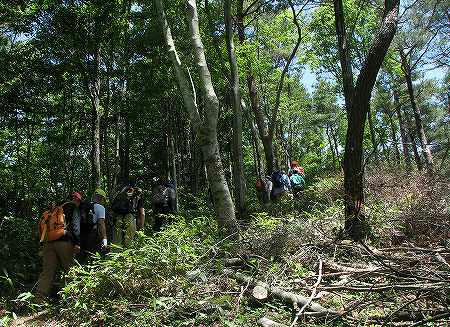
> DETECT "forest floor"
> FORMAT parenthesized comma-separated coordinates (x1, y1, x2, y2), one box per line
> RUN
(2, 169, 450, 327)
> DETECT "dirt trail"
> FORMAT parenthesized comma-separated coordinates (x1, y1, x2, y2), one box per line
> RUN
(10, 310, 63, 327)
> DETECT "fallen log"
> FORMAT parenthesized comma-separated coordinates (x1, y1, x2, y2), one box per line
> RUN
(252, 285, 268, 300)
(223, 269, 339, 317)
(224, 258, 244, 266)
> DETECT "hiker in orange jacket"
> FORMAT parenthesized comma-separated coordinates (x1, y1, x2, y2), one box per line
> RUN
(35, 192, 81, 302)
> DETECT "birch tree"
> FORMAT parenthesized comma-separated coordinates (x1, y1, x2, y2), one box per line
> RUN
(154, 0, 239, 236)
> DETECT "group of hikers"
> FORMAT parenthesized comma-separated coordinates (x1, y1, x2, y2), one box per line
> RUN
(256, 161, 306, 204)
(35, 161, 304, 303)
(35, 178, 177, 303)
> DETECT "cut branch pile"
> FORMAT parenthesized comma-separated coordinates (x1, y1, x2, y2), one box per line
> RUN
(225, 171, 450, 325)
(224, 240, 450, 326)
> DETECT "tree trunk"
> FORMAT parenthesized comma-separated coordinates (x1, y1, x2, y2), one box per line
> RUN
(169, 130, 178, 212)
(155, 0, 239, 237)
(342, 98, 367, 241)
(404, 106, 423, 171)
(367, 105, 378, 163)
(326, 123, 337, 168)
(330, 124, 340, 161)
(119, 114, 130, 185)
(243, 100, 265, 178)
(236, 0, 301, 175)
(387, 111, 401, 165)
(225, 0, 246, 219)
(236, 0, 272, 173)
(393, 88, 411, 167)
(334, 0, 399, 240)
(88, 47, 102, 191)
(104, 62, 112, 193)
(400, 52, 433, 172)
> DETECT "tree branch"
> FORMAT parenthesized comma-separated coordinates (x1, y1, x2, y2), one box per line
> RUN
(268, 0, 304, 139)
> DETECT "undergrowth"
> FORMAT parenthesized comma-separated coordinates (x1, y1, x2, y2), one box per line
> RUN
(58, 216, 223, 326)
(1, 169, 449, 326)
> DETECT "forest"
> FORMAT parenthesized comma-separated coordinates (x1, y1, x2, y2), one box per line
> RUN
(0, 0, 449, 326)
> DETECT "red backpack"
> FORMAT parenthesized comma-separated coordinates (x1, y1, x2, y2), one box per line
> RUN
(294, 166, 305, 177)
(256, 178, 264, 190)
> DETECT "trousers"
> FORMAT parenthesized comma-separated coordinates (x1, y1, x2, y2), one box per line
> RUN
(112, 213, 136, 247)
(36, 241, 75, 297)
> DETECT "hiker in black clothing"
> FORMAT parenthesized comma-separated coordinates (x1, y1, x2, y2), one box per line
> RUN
(110, 179, 145, 247)
(79, 188, 108, 260)
(151, 178, 177, 231)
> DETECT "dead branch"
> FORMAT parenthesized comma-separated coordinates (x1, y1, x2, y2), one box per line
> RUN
(435, 253, 450, 269)
(315, 282, 446, 292)
(324, 260, 382, 273)
(290, 259, 323, 326)
(379, 246, 450, 254)
(410, 312, 450, 327)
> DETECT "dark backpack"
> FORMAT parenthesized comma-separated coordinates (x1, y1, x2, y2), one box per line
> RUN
(271, 171, 284, 188)
(290, 174, 305, 190)
(111, 187, 140, 215)
(82, 202, 96, 225)
(80, 202, 99, 235)
(152, 185, 170, 206)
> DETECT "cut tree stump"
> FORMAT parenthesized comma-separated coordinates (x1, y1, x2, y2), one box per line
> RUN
(252, 285, 268, 300)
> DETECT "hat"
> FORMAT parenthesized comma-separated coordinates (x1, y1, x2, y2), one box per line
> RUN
(71, 192, 82, 201)
(94, 188, 106, 198)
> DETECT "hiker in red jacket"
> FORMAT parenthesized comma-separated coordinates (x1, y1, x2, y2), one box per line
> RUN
(288, 161, 305, 177)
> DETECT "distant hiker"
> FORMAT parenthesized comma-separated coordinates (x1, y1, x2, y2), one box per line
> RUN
(271, 170, 291, 200)
(111, 180, 145, 247)
(288, 161, 305, 177)
(36, 194, 81, 302)
(79, 188, 108, 259)
(152, 179, 177, 231)
(256, 176, 273, 205)
(289, 170, 305, 197)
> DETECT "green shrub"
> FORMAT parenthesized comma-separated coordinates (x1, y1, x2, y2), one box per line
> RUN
(59, 215, 219, 326)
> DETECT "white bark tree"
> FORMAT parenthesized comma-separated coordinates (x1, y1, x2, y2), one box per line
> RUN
(154, 0, 239, 237)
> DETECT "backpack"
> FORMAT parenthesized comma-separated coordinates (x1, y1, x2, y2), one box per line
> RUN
(293, 166, 305, 177)
(271, 171, 284, 188)
(80, 202, 100, 234)
(39, 203, 69, 243)
(111, 187, 141, 215)
(152, 185, 170, 206)
(290, 174, 305, 190)
(255, 179, 264, 190)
